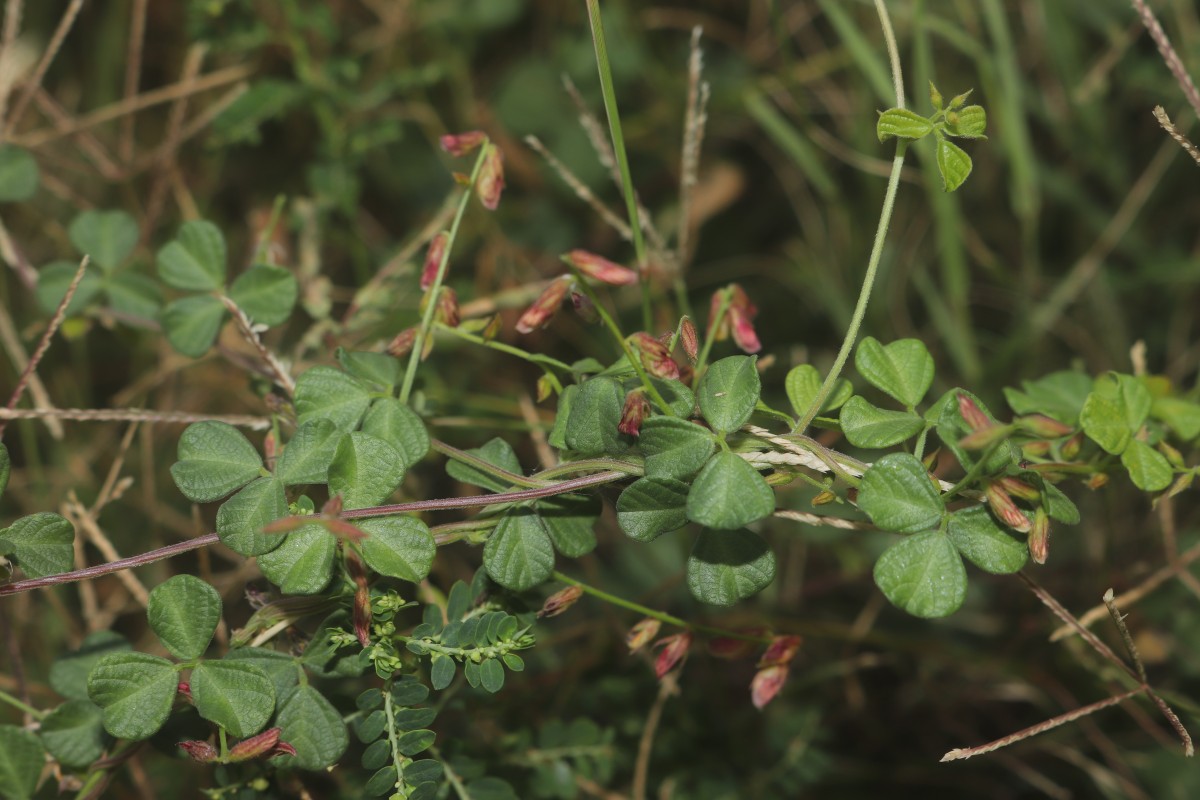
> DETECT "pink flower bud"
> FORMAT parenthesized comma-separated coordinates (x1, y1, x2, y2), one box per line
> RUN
(345, 549, 372, 647)
(957, 393, 993, 433)
(177, 681, 192, 701)
(757, 635, 802, 668)
(985, 481, 1032, 533)
(997, 477, 1040, 502)
(654, 632, 693, 679)
(618, 390, 650, 436)
(229, 728, 285, 762)
(958, 423, 1012, 450)
(440, 130, 487, 157)
(569, 287, 598, 323)
(680, 317, 699, 363)
(1061, 433, 1083, 460)
(1028, 507, 1050, 564)
(435, 287, 460, 327)
(626, 618, 662, 653)
(630, 332, 681, 380)
(563, 250, 638, 286)
(387, 326, 418, 357)
(1018, 414, 1073, 438)
(537, 586, 584, 619)
(476, 143, 505, 210)
(516, 277, 572, 334)
(420, 232, 449, 290)
(750, 664, 790, 709)
(727, 285, 762, 354)
(178, 740, 219, 762)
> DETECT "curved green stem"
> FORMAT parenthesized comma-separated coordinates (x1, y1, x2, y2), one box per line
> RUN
(552, 571, 772, 644)
(795, 0, 908, 434)
(694, 288, 731, 378)
(585, 0, 652, 330)
(399, 145, 489, 405)
(436, 322, 572, 392)
(0, 687, 44, 720)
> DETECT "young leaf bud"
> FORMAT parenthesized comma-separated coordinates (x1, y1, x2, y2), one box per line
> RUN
(516, 277, 572, 334)
(626, 618, 662, 654)
(563, 249, 638, 286)
(439, 130, 487, 157)
(929, 81, 943, 111)
(476, 143, 505, 210)
(618, 389, 651, 436)
(997, 476, 1040, 502)
(654, 632, 693, 678)
(537, 586, 583, 619)
(957, 393, 993, 432)
(751, 664, 790, 710)
(420, 231, 449, 290)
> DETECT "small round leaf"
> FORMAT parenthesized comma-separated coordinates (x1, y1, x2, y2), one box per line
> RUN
(147, 574, 222, 660)
(873, 530, 966, 618)
(685, 452, 774, 530)
(686, 529, 776, 606)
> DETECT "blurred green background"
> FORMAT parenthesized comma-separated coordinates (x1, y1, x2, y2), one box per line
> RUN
(3, 0, 1200, 797)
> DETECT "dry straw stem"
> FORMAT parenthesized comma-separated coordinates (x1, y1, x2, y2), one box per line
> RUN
(0, 255, 88, 439)
(525, 134, 633, 240)
(633, 671, 680, 800)
(1131, 0, 1200, 120)
(676, 26, 711, 269)
(120, 0, 150, 163)
(1152, 105, 1200, 165)
(0, 407, 272, 430)
(220, 296, 297, 397)
(3, 0, 83, 135)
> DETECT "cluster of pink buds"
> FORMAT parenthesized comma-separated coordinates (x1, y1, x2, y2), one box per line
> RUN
(516, 250, 640, 335)
(751, 635, 802, 709)
(707, 284, 761, 354)
(440, 130, 505, 210)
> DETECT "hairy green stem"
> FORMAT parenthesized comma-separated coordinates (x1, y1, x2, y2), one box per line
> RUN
(552, 571, 772, 644)
(585, 0, 653, 330)
(399, 145, 489, 404)
(383, 679, 406, 793)
(795, 0, 907, 433)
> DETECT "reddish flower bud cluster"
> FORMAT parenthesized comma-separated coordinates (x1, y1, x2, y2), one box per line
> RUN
(708, 284, 762, 354)
(618, 390, 650, 436)
(629, 332, 681, 380)
(654, 631, 693, 678)
(751, 635, 802, 709)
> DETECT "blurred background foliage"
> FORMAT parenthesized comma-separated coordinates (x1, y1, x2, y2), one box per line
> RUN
(3, 0, 1200, 797)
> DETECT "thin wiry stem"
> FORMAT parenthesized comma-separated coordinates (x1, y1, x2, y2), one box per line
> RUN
(0, 407, 271, 429)
(120, 0, 149, 163)
(677, 26, 710, 271)
(1131, 0, 1200, 119)
(525, 134, 632, 240)
(1152, 105, 1200, 165)
(0, 256, 88, 439)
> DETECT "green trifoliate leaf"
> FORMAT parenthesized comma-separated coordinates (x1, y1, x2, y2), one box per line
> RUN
(784, 363, 852, 418)
(686, 528, 776, 606)
(537, 494, 599, 557)
(839, 396, 925, 448)
(686, 451, 774, 530)
(103, 271, 162, 319)
(565, 377, 631, 455)
(50, 632, 131, 702)
(698, 356, 760, 434)
(156, 219, 227, 291)
(874, 531, 966, 618)
(857, 453, 943, 533)
(1003, 370, 1091, 423)
(69, 210, 138, 273)
(275, 685, 348, 771)
(0, 725, 44, 800)
(170, 421, 264, 502)
(616, 477, 690, 542)
(362, 398, 430, 468)
(147, 574, 222, 660)
(35, 260, 103, 316)
(358, 516, 436, 583)
(854, 337, 934, 407)
(274, 418, 343, 486)
(87, 652, 179, 740)
(0, 145, 39, 202)
(876, 108, 934, 142)
(216, 477, 287, 556)
(944, 105, 987, 139)
(328, 431, 405, 509)
(336, 348, 401, 391)
(947, 506, 1027, 574)
(229, 264, 297, 326)
(1151, 397, 1200, 441)
(446, 436, 523, 492)
(935, 135, 973, 192)
(483, 508, 555, 591)
(294, 366, 371, 432)
(257, 524, 335, 594)
(39, 700, 106, 768)
(639, 416, 715, 480)
(0, 512, 74, 578)
(1121, 439, 1173, 491)
(161, 294, 226, 357)
(190, 659, 275, 738)
(222, 647, 301, 701)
